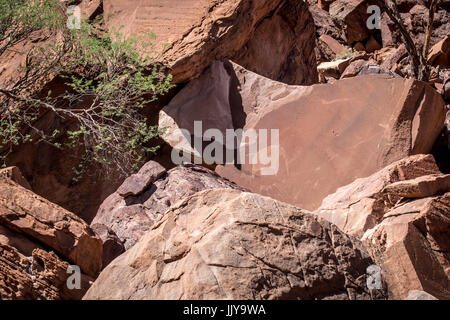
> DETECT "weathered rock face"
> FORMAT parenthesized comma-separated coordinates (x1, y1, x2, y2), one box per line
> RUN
(159, 60, 446, 211)
(315, 154, 450, 299)
(329, 0, 373, 44)
(362, 192, 450, 300)
(315, 154, 442, 237)
(0, 169, 101, 299)
(0, 178, 102, 277)
(308, 5, 344, 62)
(0, 244, 92, 300)
(381, 4, 449, 50)
(84, 188, 387, 300)
(428, 33, 450, 67)
(91, 162, 246, 258)
(103, 0, 318, 85)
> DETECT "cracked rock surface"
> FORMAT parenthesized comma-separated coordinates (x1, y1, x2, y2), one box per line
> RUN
(362, 192, 450, 300)
(315, 154, 443, 238)
(91, 163, 246, 257)
(103, 0, 318, 85)
(315, 154, 450, 299)
(84, 188, 386, 300)
(0, 168, 100, 299)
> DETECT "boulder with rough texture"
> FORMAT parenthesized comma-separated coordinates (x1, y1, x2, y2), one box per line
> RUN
(428, 33, 450, 67)
(382, 173, 450, 199)
(0, 166, 31, 190)
(362, 192, 450, 300)
(91, 163, 246, 252)
(84, 189, 387, 300)
(380, 45, 408, 73)
(308, 5, 344, 62)
(329, 0, 372, 44)
(159, 60, 446, 211)
(0, 244, 92, 300)
(0, 169, 100, 299)
(79, 0, 103, 19)
(116, 161, 166, 197)
(103, 0, 318, 85)
(0, 177, 102, 277)
(319, 34, 346, 55)
(315, 154, 442, 237)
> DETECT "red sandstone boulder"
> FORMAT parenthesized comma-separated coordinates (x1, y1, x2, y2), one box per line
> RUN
(159, 60, 446, 211)
(362, 192, 450, 299)
(315, 154, 450, 299)
(0, 177, 102, 277)
(428, 33, 450, 68)
(84, 188, 387, 300)
(329, 0, 373, 44)
(91, 162, 245, 254)
(0, 169, 102, 299)
(308, 4, 344, 62)
(315, 154, 442, 237)
(103, 0, 318, 85)
(0, 244, 93, 300)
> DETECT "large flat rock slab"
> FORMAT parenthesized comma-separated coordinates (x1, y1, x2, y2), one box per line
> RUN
(159, 60, 446, 211)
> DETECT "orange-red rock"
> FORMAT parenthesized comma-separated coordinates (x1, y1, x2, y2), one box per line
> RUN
(0, 177, 102, 277)
(0, 244, 92, 300)
(315, 154, 442, 237)
(103, 0, 318, 85)
(362, 192, 450, 299)
(428, 33, 450, 67)
(159, 60, 446, 211)
(84, 189, 387, 300)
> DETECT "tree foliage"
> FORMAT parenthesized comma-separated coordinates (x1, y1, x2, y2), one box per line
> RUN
(0, 0, 173, 178)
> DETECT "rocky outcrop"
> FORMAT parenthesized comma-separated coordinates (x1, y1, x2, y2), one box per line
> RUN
(362, 192, 450, 299)
(381, 4, 449, 50)
(428, 33, 450, 67)
(315, 154, 442, 237)
(315, 154, 450, 299)
(90, 224, 125, 269)
(84, 188, 387, 300)
(103, 0, 318, 85)
(159, 60, 446, 211)
(329, 0, 373, 44)
(0, 244, 92, 300)
(0, 169, 101, 299)
(0, 178, 102, 277)
(91, 162, 246, 259)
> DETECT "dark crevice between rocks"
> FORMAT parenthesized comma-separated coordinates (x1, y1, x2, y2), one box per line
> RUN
(431, 128, 450, 174)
